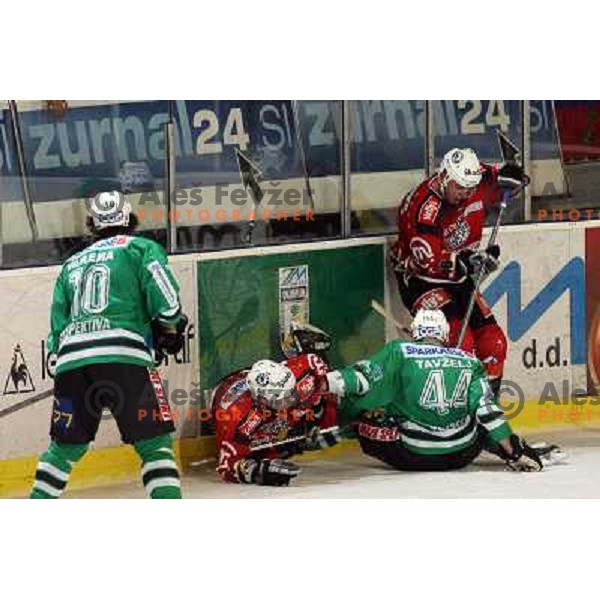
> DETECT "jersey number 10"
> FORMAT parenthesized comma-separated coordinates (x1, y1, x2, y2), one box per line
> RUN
(69, 265, 111, 317)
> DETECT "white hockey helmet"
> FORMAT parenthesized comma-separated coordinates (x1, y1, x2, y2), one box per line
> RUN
(439, 148, 482, 189)
(410, 309, 450, 344)
(246, 359, 297, 409)
(88, 190, 132, 230)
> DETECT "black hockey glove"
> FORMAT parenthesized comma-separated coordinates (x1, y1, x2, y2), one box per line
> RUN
(303, 426, 341, 452)
(236, 458, 301, 486)
(458, 245, 500, 278)
(152, 313, 188, 356)
(497, 434, 543, 472)
(497, 163, 529, 190)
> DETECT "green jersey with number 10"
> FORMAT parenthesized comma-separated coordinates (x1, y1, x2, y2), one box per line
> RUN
(48, 235, 182, 375)
(337, 340, 512, 455)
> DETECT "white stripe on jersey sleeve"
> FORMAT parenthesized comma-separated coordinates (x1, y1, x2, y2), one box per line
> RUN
(147, 260, 179, 310)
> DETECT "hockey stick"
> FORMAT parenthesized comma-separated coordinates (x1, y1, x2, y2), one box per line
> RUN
(456, 130, 527, 347)
(189, 426, 342, 467)
(370, 299, 410, 337)
(456, 190, 510, 347)
(248, 426, 340, 452)
(235, 148, 265, 245)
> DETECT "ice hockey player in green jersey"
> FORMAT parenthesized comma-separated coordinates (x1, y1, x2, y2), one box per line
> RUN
(30, 191, 187, 499)
(326, 309, 544, 472)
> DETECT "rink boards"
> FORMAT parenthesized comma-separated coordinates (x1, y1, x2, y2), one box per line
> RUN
(0, 226, 598, 496)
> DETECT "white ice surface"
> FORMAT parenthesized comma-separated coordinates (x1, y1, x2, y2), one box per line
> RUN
(64, 428, 600, 499)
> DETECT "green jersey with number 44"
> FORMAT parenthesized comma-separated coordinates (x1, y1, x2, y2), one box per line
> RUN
(337, 340, 512, 455)
(48, 235, 182, 375)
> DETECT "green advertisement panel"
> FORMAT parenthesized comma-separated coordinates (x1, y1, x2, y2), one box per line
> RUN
(197, 242, 386, 428)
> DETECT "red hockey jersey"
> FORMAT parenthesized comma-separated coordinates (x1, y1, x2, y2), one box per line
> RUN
(391, 165, 502, 283)
(211, 353, 337, 483)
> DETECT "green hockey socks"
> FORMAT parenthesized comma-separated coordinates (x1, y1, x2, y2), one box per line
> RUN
(30, 441, 89, 499)
(134, 434, 182, 499)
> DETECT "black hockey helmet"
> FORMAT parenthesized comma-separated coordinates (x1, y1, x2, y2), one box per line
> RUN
(281, 321, 332, 358)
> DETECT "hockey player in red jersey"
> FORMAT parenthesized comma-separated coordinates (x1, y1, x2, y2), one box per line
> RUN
(390, 147, 527, 397)
(210, 324, 340, 486)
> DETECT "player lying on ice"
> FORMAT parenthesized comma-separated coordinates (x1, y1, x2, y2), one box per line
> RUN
(326, 309, 558, 473)
(390, 145, 528, 399)
(30, 191, 188, 499)
(211, 323, 340, 486)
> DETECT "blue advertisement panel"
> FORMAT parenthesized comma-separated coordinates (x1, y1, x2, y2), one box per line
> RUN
(299, 100, 560, 173)
(0, 100, 562, 203)
(433, 101, 560, 162)
(433, 100, 522, 163)
(1, 101, 308, 202)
